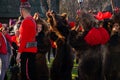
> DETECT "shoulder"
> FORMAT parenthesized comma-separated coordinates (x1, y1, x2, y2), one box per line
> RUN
(22, 18, 33, 24)
(21, 18, 36, 29)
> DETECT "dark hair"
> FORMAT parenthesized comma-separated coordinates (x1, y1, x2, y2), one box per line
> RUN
(36, 18, 49, 33)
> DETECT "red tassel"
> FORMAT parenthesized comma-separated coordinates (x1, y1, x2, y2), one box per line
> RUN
(103, 12, 112, 19)
(69, 22, 75, 29)
(84, 28, 102, 46)
(20, 0, 27, 2)
(98, 27, 110, 44)
(95, 11, 103, 21)
(95, 11, 112, 20)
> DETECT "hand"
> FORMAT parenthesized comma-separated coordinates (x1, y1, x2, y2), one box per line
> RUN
(16, 52, 21, 64)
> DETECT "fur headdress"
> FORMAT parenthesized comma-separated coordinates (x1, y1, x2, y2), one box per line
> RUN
(77, 11, 110, 46)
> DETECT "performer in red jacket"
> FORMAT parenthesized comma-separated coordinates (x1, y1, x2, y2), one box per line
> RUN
(0, 32, 7, 55)
(16, 0, 37, 80)
(0, 23, 13, 80)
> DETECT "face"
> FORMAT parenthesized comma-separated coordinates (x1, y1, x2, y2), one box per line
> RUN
(20, 8, 23, 17)
(37, 24, 42, 33)
(2, 27, 8, 35)
(112, 23, 120, 32)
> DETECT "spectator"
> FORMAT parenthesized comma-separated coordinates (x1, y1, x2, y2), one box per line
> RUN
(0, 23, 12, 80)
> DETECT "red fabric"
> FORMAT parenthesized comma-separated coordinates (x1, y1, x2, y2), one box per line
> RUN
(5, 34, 12, 45)
(79, 26, 83, 31)
(84, 27, 110, 46)
(69, 22, 75, 29)
(0, 23, 2, 28)
(11, 36, 19, 46)
(95, 12, 103, 21)
(95, 11, 112, 20)
(20, 0, 27, 2)
(0, 32, 7, 54)
(102, 12, 112, 19)
(98, 27, 110, 44)
(50, 40, 57, 48)
(84, 28, 102, 46)
(18, 16, 37, 53)
(26, 59, 30, 80)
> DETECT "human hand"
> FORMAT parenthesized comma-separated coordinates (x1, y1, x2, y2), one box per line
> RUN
(16, 52, 21, 64)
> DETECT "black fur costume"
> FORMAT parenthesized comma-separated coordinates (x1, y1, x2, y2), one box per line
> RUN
(69, 11, 109, 80)
(34, 14, 51, 80)
(47, 12, 74, 80)
(105, 11, 120, 80)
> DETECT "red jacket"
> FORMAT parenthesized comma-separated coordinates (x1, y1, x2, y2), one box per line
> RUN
(5, 33, 12, 45)
(18, 16, 37, 53)
(12, 36, 19, 46)
(0, 32, 7, 54)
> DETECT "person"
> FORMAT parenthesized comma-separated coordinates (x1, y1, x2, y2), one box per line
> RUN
(0, 23, 13, 80)
(16, 1, 37, 80)
(33, 12, 51, 80)
(10, 29, 19, 70)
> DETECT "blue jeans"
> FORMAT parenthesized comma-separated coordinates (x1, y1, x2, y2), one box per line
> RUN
(0, 53, 10, 80)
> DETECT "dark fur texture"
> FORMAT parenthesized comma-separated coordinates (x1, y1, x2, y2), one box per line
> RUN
(105, 33, 120, 80)
(47, 12, 74, 80)
(35, 53, 49, 80)
(102, 12, 120, 80)
(69, 11, 108, 80)
(35, 33, 50, 80)
(34, 15, 51, 80)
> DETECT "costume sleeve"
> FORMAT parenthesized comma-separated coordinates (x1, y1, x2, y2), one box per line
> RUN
(5, 34, 12, 44)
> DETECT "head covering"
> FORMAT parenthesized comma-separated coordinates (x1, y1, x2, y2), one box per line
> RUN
(20, 0, 31, 8)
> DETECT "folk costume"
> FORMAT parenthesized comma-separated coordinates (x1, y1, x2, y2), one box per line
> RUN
(34, 13, 51, 80)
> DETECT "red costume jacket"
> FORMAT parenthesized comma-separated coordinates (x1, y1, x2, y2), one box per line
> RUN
(18, 16, 37, 53)
(12, 36, 19, 46)
(0, 32, 7, 54)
